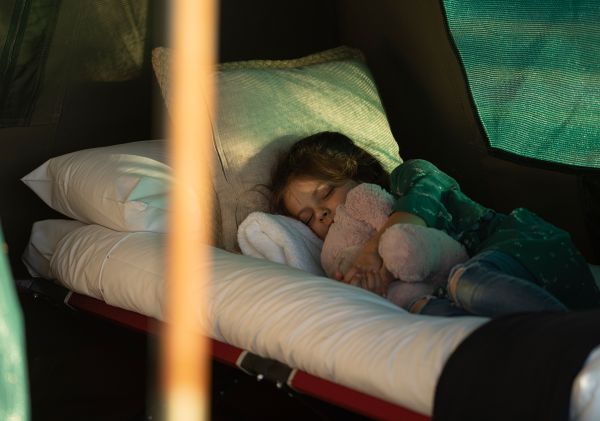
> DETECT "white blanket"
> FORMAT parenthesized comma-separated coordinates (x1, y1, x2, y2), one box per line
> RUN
(237, 211, 325, 276)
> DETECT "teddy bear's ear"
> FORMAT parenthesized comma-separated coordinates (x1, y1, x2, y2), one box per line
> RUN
(344, 183, 394, 230)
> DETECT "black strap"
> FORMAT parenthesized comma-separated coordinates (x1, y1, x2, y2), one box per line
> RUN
(433, 309, 600, 421)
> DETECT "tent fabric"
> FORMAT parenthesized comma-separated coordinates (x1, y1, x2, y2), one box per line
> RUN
(0, 0, 61, 127)
(0, 0, 149, 128)
(0, 227, 29, 421)
(441, 0, 600, 169)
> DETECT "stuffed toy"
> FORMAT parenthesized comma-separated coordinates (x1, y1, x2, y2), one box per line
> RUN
(321, 183, 469, 310)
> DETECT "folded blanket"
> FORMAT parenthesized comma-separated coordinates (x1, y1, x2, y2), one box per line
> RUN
(237, 211, 325, 276)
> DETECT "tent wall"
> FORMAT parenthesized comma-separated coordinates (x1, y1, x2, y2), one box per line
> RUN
(218, 0, 339, 62)
(336, 0, 599, 263)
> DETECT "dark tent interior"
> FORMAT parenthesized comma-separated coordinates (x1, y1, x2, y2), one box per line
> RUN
(1, 0, 598, 419)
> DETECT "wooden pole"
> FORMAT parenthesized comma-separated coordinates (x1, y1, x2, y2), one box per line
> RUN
(164, 0, 215, 419)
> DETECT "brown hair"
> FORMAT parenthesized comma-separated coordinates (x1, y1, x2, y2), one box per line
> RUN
(270, 131, 390, 214)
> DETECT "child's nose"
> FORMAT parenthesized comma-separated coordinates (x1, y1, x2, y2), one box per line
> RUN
(319, 209, 332, 224)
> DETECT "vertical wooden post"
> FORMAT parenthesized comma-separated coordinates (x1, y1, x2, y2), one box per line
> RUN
(164, 0, 216, 419)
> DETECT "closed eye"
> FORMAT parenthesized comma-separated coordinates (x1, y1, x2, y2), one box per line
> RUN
(301, 213, 312, 225)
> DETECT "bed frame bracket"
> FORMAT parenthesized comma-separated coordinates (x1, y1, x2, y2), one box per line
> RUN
(237, 351, 294, 388)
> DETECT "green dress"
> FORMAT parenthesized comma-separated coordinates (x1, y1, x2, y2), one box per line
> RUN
(389, 159, 600, 310)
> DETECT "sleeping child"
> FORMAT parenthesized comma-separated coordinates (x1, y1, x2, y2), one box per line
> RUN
(268, 131, 600, 317)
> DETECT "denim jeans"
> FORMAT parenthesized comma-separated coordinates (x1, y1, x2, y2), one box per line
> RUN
(419, 250, 567, 318)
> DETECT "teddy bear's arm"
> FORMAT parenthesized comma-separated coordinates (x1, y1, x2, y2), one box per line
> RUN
(378, 224, 468, 285)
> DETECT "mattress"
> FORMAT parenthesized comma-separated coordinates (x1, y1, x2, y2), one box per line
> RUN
(23, 220, 600, 419)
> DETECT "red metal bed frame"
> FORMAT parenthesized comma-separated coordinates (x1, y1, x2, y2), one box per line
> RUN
(66, 291, 429, 421)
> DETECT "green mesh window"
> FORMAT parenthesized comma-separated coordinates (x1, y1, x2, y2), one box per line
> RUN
(442, 0, 600, 169)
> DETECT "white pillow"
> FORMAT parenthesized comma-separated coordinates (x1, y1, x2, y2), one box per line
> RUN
(50, 224, 166, 318)
(152, 46, 403, 252)
(21, 140, 176, 233)
(22, 219, 86, 279)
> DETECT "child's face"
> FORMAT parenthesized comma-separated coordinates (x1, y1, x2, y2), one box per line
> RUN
(283, 177, 357, 239)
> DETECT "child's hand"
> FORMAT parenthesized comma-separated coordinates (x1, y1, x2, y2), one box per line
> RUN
(335, 241, 392, 296)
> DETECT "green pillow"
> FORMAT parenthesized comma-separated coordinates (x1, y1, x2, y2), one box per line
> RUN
(152, 46, 402, 251)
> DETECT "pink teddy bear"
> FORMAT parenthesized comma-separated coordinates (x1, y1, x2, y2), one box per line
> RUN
(320, 183, 469, 310)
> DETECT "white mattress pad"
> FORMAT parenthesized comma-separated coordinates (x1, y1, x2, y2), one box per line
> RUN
(24, 221, 600, 418)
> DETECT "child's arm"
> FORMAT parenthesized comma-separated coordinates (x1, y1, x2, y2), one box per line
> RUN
(390, 159, 460, 231)
(336, 210, 425, 294)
